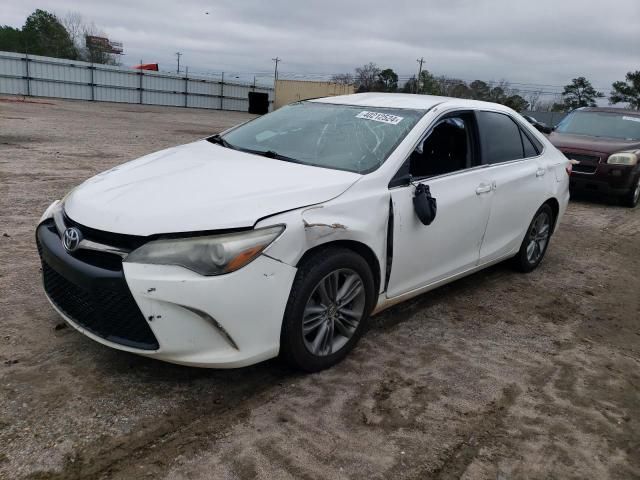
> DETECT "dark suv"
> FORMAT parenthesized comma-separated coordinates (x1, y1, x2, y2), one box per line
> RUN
(548, 107, 640, 207)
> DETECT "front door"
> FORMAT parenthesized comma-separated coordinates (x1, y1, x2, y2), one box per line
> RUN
(386, 112, 493, 298)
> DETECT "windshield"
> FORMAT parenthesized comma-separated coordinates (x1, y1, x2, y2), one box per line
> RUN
(556, 110, 640, 140)
(221, 102, 424, 173)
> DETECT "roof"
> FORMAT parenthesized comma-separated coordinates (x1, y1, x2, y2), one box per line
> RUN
(310, 92, 513, 112)
(576, 107, 640, 116)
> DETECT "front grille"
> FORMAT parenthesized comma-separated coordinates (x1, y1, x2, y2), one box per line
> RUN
(572, 163, 597, 174)
(72, 249, 123, 271)
(561, 152, 601, 164)
(40, 252, 159, 350)
(54, 215, 142, 270)
(64, 214, 148, 251)
(562, 150, 600, 173)
(561, 151, 601, 174)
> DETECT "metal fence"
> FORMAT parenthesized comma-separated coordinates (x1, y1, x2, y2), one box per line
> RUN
(521, 111, 567, 127)
(0, 51, 274, 112)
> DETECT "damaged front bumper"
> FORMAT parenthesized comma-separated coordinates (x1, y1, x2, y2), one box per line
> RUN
(37, 219, 297, 368)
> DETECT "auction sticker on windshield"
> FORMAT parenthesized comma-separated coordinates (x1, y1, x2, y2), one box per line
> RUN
(356, 111, 404, 125)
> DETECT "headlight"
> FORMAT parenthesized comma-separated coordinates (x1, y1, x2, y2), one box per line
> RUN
(124, 225, 285, 276)
(607, 152, 638, 166)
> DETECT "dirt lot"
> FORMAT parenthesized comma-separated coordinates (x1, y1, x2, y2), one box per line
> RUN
(0, 97, 639, 480)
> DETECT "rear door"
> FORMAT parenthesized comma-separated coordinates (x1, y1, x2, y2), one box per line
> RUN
(386, 111, 494, 298)
(476, 111, 550, 263)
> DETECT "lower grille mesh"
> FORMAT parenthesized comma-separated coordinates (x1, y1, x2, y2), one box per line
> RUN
(41, 258, 159, 350)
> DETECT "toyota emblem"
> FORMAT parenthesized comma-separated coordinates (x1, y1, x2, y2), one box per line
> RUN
(62, 227, 82, 252)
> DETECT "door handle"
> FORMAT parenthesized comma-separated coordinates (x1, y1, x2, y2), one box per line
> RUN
(476, 184, 492, 195)
(536, 168, 546, 177)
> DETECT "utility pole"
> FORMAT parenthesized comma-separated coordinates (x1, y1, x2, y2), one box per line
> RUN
(272, 57, 281, 82)
(175, 52, 182, 74)
(272, 57, 281, 109)
(416, 57, 425, 94)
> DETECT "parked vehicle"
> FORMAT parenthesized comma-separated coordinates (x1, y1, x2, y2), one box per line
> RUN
(522, 114, 553, 134)
(549, 107, 640, 207)
(37, 93, 570, 371)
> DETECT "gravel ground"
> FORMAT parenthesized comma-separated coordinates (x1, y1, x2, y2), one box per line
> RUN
(0, 97, 638, 480)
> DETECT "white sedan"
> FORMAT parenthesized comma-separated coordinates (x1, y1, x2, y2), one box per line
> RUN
(37, 93, 570, 371)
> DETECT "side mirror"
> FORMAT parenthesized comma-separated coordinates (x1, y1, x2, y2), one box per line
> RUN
(413, 183, 437, 225)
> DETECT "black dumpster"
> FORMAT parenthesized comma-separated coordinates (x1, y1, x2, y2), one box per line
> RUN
(248, 92, 269, 115)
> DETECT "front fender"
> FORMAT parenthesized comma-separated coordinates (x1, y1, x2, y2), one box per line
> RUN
(257, 186, 390, 294)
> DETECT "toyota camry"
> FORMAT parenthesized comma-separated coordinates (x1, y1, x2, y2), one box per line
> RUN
(37, 93, 570, 371)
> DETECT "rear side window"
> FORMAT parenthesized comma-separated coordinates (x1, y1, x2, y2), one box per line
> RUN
(521, 131, 539, 157)
(477, 111, 524, 164)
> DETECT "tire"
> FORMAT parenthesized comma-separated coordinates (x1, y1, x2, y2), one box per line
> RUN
(622, 176, 640, 208)
(280, 247, 375, 372)
(512, 204, 554, 273)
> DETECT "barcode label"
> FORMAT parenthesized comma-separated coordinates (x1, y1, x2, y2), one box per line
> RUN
(356, 111, 404, 125)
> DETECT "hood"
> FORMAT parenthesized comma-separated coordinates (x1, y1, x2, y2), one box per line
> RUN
(64, 140, 361, 236)
(548, 132, 640, 155)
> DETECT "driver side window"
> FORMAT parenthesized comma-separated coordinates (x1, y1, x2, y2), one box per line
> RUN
(409, 113, 477, 179)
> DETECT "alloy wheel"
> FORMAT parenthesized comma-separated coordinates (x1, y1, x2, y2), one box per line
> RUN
(526, 211, 551, 264)
(302, 268, 366, 357)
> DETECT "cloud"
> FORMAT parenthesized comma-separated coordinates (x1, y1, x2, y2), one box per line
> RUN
(4, 0, 639, 93)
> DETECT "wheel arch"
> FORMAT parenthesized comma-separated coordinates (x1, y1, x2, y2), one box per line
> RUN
(297, 240, 382, 296)
(543, 197, 560, 233)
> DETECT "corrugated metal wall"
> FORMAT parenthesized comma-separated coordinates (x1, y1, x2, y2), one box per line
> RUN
(0, 51, 274, 112)
(521, 111, 568, 127)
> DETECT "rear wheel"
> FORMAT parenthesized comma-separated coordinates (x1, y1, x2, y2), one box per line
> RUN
(512, 204, 554, 273)
(280, 247, 375, 372)
(622, 176, 640, 208)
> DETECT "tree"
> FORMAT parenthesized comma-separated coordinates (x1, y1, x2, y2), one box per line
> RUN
(61, 12, 118, 65)
(354, 62, 380, 92)
(503, 94, 529, 112)
(609, 71, 640, 110)
(0, 26, 24, 53)
(562, 76, 604, 110)
(22, 9, 78, 59)
(488, 80, 514, 103)
(526, 90, 543, 111)
(437, 77, 469, 98)
(449, 82, 471, 99)
(376, 68, 398, 92)
(330, 73, 354, 85)
(469, 80, 491, 101)
(60, 11, 84, 48)
(402, 76, 417, 93)
(418, 70, 442, 95)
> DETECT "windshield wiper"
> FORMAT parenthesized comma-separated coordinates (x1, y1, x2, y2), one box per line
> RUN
(208, 137, 302, 164)
(247, 148, 303, 164)
(207, 134, 236, 149)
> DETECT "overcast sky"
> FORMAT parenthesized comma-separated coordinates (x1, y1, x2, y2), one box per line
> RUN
(5, 0, 639, 93)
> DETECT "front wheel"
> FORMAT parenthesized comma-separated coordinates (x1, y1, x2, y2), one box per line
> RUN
(512, 204, 554, 273)
(280, 247, 375, 372)
(622, 176, 640, 208)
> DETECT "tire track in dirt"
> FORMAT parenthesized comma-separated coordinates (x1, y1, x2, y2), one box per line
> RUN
(21, 364, 291, 480)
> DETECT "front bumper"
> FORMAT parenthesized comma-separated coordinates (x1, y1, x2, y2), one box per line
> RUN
(37, 221, 297, 368)
(570, 166, 638, 196)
